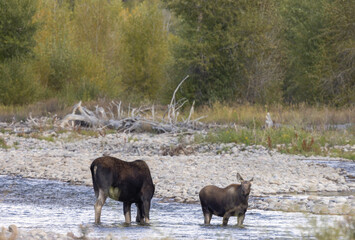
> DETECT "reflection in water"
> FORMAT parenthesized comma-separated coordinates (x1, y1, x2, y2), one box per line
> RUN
(0, 176, 343, 239)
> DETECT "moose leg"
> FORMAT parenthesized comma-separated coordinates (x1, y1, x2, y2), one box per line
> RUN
(94, 189, 107, 224)
(142, 200, 151, 224)
(135, 202, 144, 223)
(203, 212, 212, 225)
(222, 213, 231, 226)
(123, 202, 132, 224)
(237, 213, 245, 227)
(201, 206, 212, 224)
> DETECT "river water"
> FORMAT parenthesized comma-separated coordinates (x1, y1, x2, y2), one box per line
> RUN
(302, 159, 355, 185)
(0, 175, 346, 240)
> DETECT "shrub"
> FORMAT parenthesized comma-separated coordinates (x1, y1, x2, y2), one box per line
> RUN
(303, 215, 355, 240)
(0, 137, 8, 149)
(194, 126, 354, 160)
(0, 0, 38, 60)
(0, 58, 41, 105)
(116, 0, 171, 101)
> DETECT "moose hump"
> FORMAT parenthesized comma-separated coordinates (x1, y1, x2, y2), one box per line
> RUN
(199, 173, 253, 226)
(90, 156, 155, 224)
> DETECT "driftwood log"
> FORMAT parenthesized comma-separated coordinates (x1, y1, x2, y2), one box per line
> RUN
(60, 76, 205, 133)
(57, 75, 274, 133)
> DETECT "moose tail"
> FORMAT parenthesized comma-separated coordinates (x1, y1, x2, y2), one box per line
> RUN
(90, 162, 99, 198)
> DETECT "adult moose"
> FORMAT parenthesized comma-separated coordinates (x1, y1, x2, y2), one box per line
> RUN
(199, 173, 253, 226)
(90, 156, 155, 225)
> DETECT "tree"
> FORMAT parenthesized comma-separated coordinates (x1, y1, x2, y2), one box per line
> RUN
(0, 57, 41, 105)
(33, 0, 110, 102)
(322, 0, 355, 105)
(166, 0, 284, 105)
(115, 0, 171, 101)
(73, 0, 123, 55)
(0, 0, 40, 105)
(0, 0, 38, 61)
(233, 0, 284, 104)
(280, 0, 329, 104)
(166, 0, 240, 104)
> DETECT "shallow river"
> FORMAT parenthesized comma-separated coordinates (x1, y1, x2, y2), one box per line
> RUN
(0, 175, 345, 239)
(302, 159, 355, 185)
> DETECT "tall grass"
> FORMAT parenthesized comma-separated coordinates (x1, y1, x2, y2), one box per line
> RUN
(302, 215, 355, 240)
(190, 103, 355, 159)
(0, 99, 68, 122)
(194, 102, 355, 127)
(1, 99, 354, 127)
(194, 125, 355, 160)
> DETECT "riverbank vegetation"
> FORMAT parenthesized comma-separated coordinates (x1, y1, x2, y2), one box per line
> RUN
(0, 0, 354, 159)
(0, 100, 354, 160)
(303, 215, 355, 240)
(194, 126, 355, 160)
(192, 103, 355, 160)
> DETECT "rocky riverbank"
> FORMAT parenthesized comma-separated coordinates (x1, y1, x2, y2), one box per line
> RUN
(1, 126, 354, 216)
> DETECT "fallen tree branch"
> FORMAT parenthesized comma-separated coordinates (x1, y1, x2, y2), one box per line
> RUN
(60, 78, 206, 133)
(167, 75, 189, 125)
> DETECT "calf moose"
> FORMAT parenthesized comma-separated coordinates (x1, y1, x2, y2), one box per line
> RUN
(90, 156, 155, 224)
(199, 173, 253, 226)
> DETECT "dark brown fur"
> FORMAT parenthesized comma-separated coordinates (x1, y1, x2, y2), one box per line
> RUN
(199, 173, 253, 226)
(90, 156, 155, 224)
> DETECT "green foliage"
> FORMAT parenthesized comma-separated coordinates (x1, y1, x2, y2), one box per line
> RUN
(34, 0, 115, 102)
(73, 0, 123, 56)
(281, 0, 324, 103)
(116, 0, 171, 101)
(232, 0, 284, 104)
(34, 0, 75, 92)
(166, 0, 240, 103)
(0, 136, 9, 149)
(194, 126, 355, 160)
(46, 44, 105, 102)
(321, 0, 355, 105)
(0, 0, 38, 61)
(0, 0, 41, 105)
(166, 0, 283, 104)
(330, 149, 355, 161)
(0, 0, 353, 107)
(0, 57, 41, 105)
(30, 0, 170, 104)
(279, 0, 353, 105)
(195, 128, 254, 146)
(47, 43, 77, 92)
(16, 131, 55, 142)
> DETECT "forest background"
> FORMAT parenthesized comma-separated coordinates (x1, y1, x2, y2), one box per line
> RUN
(0, 0, 354, 108)
(0, 0, 354, 161)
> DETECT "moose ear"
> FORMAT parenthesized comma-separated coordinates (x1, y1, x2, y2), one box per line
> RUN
(249, 177, 254, 182)
(237, 173, 244, 182)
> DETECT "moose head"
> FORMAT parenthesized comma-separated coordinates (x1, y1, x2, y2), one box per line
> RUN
(237, 173, 253, 196)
